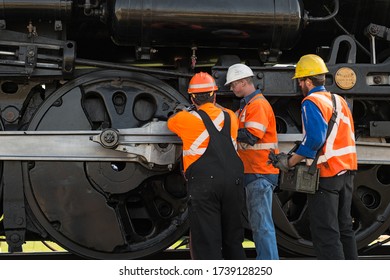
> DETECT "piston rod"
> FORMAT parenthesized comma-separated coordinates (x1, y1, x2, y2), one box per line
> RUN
(0, 129, 388, 165)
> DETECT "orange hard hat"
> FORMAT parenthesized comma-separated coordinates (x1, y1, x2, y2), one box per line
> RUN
(188, 72, 218, 94)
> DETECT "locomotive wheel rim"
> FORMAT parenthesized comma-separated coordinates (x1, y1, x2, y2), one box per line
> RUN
(23, 70, 189, 259)
(273, 164, 390, 257)
(0, 119, 3, 218)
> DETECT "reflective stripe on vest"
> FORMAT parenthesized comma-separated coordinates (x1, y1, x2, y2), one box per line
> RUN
(245, 121, 266, 132)
(182, 111, 237, 156)
(238, 142, 278, 150)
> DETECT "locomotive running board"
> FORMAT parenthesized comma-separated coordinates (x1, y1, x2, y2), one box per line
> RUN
(0, 127, 389, 165)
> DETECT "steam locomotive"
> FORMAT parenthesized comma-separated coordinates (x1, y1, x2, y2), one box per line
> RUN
(1, 0, 390, 259)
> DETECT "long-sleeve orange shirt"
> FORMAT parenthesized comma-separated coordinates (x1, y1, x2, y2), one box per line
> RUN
(168, 103, 239, 172)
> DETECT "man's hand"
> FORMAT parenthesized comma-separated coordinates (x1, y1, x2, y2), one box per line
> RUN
(268, 150, 292, 173)
(173, 104, 195, 114)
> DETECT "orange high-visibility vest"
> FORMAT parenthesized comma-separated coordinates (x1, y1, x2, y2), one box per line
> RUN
(237, 94, 279, 174)
(167, 103, 239, 172)
(304, 91, 357, 177)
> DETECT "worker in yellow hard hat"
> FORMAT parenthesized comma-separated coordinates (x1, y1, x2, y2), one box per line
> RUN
(270, 54, 358, 259)
(167, 72, 246, 260)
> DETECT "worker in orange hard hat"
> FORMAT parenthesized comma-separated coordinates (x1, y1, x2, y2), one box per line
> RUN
(270, 54, 358, 259)
(167, 72, 246, 260)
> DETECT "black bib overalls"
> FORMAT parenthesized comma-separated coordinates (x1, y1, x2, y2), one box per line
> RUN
(185, 110, 246, 259)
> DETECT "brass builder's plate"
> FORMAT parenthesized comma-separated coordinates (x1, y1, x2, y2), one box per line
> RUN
(335, 67, 357, 90)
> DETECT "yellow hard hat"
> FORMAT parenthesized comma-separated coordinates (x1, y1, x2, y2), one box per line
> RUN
(188, 72, 218, 94)
(292, 54, 329, 79)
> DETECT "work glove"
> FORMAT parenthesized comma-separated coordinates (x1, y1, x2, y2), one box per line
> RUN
(268, 150, 292, 173)
(173, 103, 195, 114)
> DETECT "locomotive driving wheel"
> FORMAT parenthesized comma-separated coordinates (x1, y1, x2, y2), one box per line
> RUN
(274, 164, 390, 257)
(0, 119, 3, 222)
(23, 70, 189, 259)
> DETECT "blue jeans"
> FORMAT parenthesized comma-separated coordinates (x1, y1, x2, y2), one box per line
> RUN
(244, 174, 279, 260)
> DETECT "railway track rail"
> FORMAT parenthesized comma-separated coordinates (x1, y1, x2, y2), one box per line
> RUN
(0, 247, 389, 260)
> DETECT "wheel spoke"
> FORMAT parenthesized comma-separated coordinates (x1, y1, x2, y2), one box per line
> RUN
(113, 200, 144, 243)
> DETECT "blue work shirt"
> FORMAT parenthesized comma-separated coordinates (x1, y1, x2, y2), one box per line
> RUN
(239, 89, 260, 112)
(295, 86, 327, 159)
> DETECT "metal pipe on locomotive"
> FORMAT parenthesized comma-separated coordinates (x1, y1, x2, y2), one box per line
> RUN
(1, 0, 390, 259)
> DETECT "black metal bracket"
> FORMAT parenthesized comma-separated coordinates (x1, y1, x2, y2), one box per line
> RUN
(0, 30, 75, 79)
(328, 35, 357, 64)
(370, 121, 390, 137)
(2, 161, 26, 252)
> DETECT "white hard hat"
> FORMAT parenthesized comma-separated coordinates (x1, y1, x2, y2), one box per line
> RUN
(225, 63, 254, 86)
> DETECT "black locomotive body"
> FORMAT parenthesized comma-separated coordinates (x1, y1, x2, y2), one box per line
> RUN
(1, 0, 390, 259)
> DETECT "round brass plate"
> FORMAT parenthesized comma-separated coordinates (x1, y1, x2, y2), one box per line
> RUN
(335, 67, 356, 90)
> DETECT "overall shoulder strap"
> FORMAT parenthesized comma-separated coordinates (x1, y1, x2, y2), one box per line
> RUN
(220, 111, 231, 136)
(196, 109, 216, 134)
(197, 109, 230, 136)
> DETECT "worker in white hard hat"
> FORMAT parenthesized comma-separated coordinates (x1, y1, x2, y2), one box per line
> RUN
(225, 63, 279, 260)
